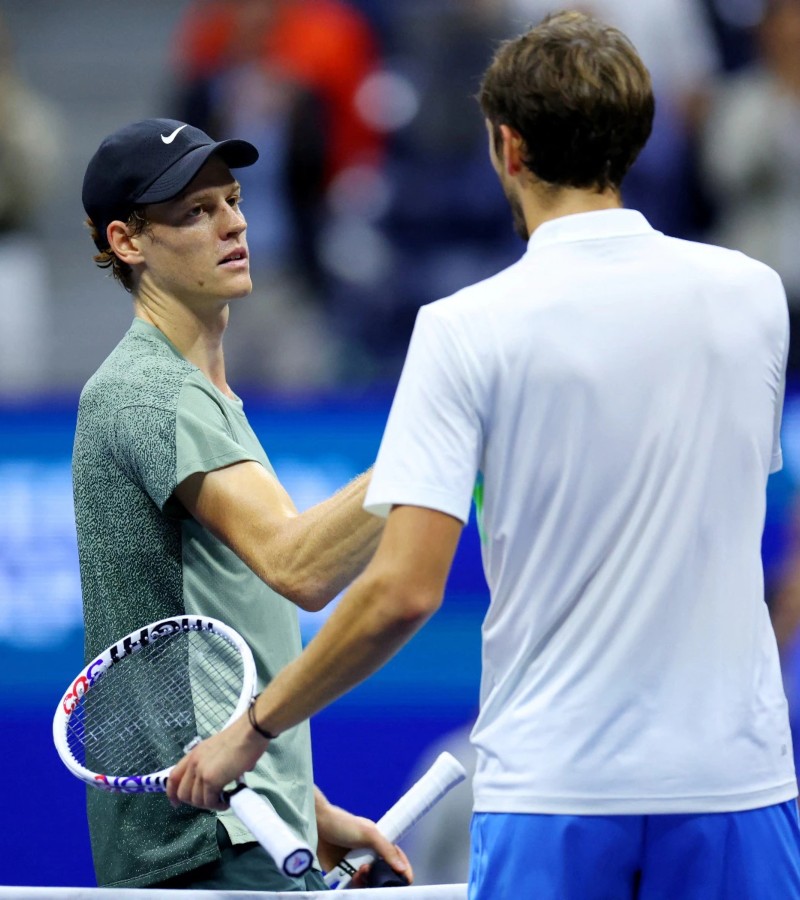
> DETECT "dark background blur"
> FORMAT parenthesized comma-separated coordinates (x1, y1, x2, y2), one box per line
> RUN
(4, 0, 800, 888)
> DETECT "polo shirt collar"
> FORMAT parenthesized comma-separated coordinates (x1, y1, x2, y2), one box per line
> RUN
(526, 208, 656, 253)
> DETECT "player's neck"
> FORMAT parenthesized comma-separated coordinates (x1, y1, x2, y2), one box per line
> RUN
(133, 292, 235, 399)
(523, 184, 623, 237)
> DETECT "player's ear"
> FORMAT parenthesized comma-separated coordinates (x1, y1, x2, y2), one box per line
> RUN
(498, 124, 525, 176)
(107, 220, 145, 265)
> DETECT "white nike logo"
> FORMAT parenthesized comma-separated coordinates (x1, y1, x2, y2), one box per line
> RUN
(160, 124, 188, 145)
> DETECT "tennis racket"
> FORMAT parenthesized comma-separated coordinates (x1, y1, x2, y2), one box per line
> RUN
(324, 750, 467, 889)
(52, 615, 314, 878)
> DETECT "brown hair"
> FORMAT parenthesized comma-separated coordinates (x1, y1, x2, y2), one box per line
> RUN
(478, 10, 654, 192)
(87, 208, 150, 293)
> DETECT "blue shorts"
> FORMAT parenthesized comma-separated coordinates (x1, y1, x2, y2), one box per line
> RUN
(469, 802, 800, 899)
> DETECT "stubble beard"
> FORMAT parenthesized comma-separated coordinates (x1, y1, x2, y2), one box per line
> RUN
(507, 188, 529, 242)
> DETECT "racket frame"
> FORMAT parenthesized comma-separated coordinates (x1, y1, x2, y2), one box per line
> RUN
(52, 615, 256, 792)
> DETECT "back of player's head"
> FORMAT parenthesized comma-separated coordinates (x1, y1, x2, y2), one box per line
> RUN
(478, 11, 654, 192)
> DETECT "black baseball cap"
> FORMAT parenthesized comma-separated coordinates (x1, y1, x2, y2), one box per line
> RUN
(82, 118, 259, 250)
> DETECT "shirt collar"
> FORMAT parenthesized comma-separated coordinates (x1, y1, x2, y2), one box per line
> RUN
(526, 208, 656, 254)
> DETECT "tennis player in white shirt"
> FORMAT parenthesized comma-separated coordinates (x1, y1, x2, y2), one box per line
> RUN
(169, 11, 800, 898)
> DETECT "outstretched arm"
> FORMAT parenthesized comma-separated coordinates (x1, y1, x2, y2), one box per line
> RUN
(166, 505, 462, 802)
(175, 461, 382, 611)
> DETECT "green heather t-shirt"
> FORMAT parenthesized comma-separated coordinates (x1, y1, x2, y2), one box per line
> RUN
(73, 318, 317, 888)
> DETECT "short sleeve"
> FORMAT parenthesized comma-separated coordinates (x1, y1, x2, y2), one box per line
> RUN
(365, 305, 484, 523)
(174, 378, 260, 483)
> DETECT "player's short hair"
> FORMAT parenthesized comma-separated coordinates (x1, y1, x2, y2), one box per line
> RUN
(478, 10, 654, 192)
(87, 209, 150, 294)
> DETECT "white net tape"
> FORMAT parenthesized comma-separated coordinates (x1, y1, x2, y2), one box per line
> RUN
(1, 886, 467, 900)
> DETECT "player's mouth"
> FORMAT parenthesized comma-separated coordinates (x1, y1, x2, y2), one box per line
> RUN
(218, 248, 248, 268)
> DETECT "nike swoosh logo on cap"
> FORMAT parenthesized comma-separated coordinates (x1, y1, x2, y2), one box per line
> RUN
(160, 124, 188, 144)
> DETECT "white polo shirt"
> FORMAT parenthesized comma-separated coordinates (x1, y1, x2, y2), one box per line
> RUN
(365, 209, 796, 814)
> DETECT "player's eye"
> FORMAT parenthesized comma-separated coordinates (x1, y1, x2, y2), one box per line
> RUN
(228, 195, 243, 208)
(186, 205, 204, 219)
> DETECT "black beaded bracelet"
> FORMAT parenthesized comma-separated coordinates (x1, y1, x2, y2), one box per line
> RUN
(248, 696, 277, 740)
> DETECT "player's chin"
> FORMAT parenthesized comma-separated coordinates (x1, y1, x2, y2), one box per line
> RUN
(223, 273, 253, 299)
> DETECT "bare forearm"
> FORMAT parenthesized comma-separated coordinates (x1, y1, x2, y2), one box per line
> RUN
(181, 463, 383, 612)
(274, 470, 383, 609)
(166, 507, 460, 832)
(252, 569, 435, 735)
(252, 508, 459, 732)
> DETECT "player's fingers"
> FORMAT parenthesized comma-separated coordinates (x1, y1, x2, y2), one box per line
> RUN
(189, 767, 218, 811)
(187, 760, 227, 812)
(387, 844, 413, 883)
(203, 784, 225, 811)
(176, 765, 196, 807)
(362, 827, 410, 879)
(190, 772, 207, 810)
(205, 777, 229, 812)
(166, 757, 187, 807)
(177, 754, 207, 808)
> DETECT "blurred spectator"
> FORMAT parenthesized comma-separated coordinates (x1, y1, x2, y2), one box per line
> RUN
(173, 0, 384, 186)
(701, 0, 800, 374)
(701, 0, 762, 71)
(330, 0, 723, 383)
(327, 0, 520, 384)
(0, 14, 63, 397)
(169, 0, 385, 389)
(505, 0, 721, 239)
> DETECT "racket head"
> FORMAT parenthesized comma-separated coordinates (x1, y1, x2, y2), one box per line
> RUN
(53, 615, 256, 793)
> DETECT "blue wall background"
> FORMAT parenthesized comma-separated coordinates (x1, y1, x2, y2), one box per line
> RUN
(0, 394, 486, 887)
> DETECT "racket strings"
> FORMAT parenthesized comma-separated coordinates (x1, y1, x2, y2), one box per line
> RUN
(65, 630, 244, 777)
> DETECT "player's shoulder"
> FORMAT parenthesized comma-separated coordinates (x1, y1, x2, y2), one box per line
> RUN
(422, 257, 526, 327)
(79, 323, 197, 420)
(662, 235, 783, 288)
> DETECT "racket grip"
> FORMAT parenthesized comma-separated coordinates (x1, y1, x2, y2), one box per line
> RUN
(324, 751, 467, 889)
(227, 783, 314, 878)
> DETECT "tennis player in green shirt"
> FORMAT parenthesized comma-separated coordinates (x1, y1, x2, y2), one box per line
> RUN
(74, 117, 410, 891)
